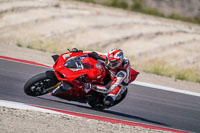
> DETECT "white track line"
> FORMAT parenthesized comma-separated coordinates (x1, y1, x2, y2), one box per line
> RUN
(132, 81, 200, 97)
(0, 100, 62, 114)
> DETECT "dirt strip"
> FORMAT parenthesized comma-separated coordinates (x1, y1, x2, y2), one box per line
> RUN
(0, 106, 173, 133)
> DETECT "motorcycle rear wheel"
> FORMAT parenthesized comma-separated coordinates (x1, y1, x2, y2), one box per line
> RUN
(113, 89, 128, 106)
(24, 70, 59, 96)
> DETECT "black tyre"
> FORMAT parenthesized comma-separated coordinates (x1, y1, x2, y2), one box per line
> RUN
(112, 88, 128, 106)
(24, 70, 59, 96)
(87, 92, 106, 110)
(88, 100, 105, 110)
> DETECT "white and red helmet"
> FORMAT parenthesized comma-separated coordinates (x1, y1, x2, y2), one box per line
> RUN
(106, 49, 124, 69)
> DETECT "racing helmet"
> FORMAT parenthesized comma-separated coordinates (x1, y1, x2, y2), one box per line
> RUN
(106, 49, 124, 69)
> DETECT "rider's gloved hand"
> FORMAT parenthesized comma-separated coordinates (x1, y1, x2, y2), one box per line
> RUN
(84, 83, 97, 93)
(84, 83, 93, 93)
(71, 48, 83, 52)
(84, 83, 92, 90)
(71, 48, 79, 52)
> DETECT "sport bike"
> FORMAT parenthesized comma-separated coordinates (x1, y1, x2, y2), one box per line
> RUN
(24, 51, 139, 109)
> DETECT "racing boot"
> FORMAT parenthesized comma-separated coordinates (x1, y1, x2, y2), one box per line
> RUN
(103, 96, 114, 107)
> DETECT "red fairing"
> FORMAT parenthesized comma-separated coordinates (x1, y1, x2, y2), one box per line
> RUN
(129, 68, 139, 83)
(53, 52, 88, 82)
(82, 57, 106, 84)
(52, 52, 106, 102)
(53, 52, 106, 83)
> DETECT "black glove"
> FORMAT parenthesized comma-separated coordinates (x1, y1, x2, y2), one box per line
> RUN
(70, 48, 83, 53)
(88, 52, 105, 61)
(71, 48, 79, 52)
(84, 83, 92, 90)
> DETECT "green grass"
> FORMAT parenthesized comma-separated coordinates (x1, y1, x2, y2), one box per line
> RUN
(131, 0, 143, 11)
(16, 40, 104, 54)
(104, 0, 128, 9)
(131, 0, 200, 25)
(16, 41, 23, 47)
(79, 0, 200, 25)
(79, 0, 96, 3)
(175, 69, 200, 83)
(16, 40, 59, 53)
(196, 78, 200, 83)
(142, 60, 200, 83)
(141, 8, 165, 17)
(130, 0, 200, 24)
(142, 60, 173, 77)
(175, 71, 188, 81)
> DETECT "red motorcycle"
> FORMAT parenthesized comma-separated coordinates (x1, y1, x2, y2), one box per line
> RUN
(24, 51, 139, 109)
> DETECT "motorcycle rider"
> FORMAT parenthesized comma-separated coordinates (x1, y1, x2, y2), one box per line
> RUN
(82, 48, 131, 107)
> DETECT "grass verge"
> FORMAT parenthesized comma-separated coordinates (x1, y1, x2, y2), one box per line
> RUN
(77, 0, 200, 25)
(142, 60, 200, 83)
(15, 40, 104, 54)
(16, 40, 69, 54)
(131, 0, 200, 25)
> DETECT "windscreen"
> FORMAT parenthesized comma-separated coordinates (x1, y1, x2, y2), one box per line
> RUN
(64, 55, 91, 71)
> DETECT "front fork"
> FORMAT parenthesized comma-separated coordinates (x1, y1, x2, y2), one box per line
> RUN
(49, 81, 62, 92)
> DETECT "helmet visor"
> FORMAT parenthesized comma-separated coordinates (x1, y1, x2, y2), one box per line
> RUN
(106, 59, 119, 68)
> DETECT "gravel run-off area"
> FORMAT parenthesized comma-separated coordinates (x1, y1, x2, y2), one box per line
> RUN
(0, 106, 172, 133)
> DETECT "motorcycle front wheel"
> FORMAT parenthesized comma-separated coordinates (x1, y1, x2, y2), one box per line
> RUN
(24, 70, 59, 96)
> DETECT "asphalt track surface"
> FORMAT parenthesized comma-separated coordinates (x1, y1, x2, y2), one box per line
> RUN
(0, 59, 200, 132)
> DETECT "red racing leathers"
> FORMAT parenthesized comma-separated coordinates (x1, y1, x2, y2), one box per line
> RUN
(84, 51, 131, 105)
